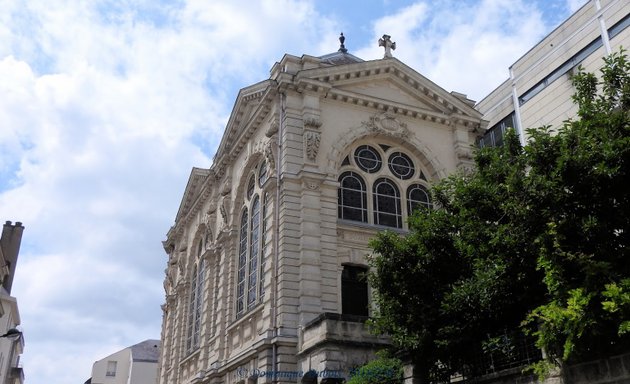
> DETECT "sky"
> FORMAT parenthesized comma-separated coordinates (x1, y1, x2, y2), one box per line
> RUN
(0, 0, 587, 382)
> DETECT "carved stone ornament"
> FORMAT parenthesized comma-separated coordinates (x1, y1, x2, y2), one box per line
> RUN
(304, 131, 321, 162)
(361, 113, 410, 139)
(264, 140, 276, 174)
(302, 177, 323, 191)
(208, 201, 217, 214)
(266, 117, 279, 137)
(220, 198, 229, 226)
(221, 177, 231, 196)
(303, 117, 322, 130)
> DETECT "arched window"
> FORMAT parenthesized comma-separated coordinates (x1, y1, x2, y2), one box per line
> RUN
(248, 196, 260, 309)
(236, 159, 271, 318)
(187, 239, 205, 352)
(338, 143, 431, 229)
(373, 178, 402, 228)
(338, 171, 367, 222)
(236, 209, 248, 316)
(407, 184, 431, 214)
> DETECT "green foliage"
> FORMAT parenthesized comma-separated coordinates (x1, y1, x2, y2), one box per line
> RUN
(346, 353, 403, 384)
(368, 49, 630, 381)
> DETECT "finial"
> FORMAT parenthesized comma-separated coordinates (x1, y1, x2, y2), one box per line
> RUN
(338, 32, 348, 53)
(378, 34, 396, 58)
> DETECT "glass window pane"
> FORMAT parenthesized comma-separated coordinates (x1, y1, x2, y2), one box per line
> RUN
(338, 172, 367, 222)
(354, 145, 382, 173)
(388, 152, 415, 179)
(373, 178, 401, 228)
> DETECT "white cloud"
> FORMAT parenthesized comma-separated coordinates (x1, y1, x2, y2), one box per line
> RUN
(355, 0, 550, 101)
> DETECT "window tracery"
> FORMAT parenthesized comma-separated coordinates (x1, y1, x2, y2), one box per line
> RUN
(338, 143, 432, 229)
(236, 159, 271, 318)
(186, 238, 205, 352)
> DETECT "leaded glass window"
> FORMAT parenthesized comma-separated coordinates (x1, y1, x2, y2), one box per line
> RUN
(407, 184, 431, 214)
(338, 171, 367, 222)
(354, 145, 382, 173)
(373, 178, 402, 228)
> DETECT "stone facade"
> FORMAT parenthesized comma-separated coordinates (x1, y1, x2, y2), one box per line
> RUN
(158, 49, 485, 384)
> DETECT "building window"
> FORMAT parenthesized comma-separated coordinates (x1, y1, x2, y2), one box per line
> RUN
(373, 178, 402, 228)
(236, 160, 270, 318)
(106, 360, 117, 377)
(342, 265, 369, 317)
(338, 171, 368, 222)
(479, 113, 514, 148)
(355, 145, 382, 173)
(338, 143, 431, 229)
(187, 239, 205, 352)
(407, 184, 432, 214)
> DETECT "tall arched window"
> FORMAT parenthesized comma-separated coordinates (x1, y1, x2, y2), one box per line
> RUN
(248, 196, 260, 308)
(338, 171, 367, 222)
(373, 178, 402, 228)
(236, 159, 271, 318)
(187, 239, 205, 352)
(236, 210, 248, 316)
(338, 143, 431, 229)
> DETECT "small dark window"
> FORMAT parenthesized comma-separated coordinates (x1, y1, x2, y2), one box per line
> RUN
(341, 156, 351, 166)
(342, 265, 369, 316)
(354, 145, 382, 173)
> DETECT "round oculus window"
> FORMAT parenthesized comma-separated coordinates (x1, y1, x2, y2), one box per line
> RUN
(354, 145, 382, 173)
(388, 152, 414, 179)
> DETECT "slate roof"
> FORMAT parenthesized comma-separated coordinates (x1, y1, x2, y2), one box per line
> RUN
(130, 339, 161, 363)
(318, 51, 364, 66)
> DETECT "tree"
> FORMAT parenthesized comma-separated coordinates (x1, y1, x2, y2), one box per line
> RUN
(367, 50, 630, 381)
(346, 352, 403, 384)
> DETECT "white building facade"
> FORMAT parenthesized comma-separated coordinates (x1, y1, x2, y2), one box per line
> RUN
(89, 339, 160, 384)
(158, 43, 484, 384)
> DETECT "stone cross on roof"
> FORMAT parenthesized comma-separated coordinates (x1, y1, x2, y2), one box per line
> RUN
(378, 34, 396, 58)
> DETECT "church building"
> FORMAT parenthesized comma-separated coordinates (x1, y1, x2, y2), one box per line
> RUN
(158, 34, 484, 384)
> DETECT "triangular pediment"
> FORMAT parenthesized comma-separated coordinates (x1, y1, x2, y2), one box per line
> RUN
(175, 167, 212, 223)
(213, 80, 275, 175)
(295, 58, 483, 123)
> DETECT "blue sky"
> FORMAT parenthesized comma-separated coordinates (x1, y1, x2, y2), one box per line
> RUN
(0, 0, 586, 382)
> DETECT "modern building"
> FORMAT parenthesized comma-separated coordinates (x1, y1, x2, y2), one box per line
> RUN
(477, 0, 630, 148)
(88, 339, 161, 384)
(0, 221, 25, 384)
(158, 34, 485, 384)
